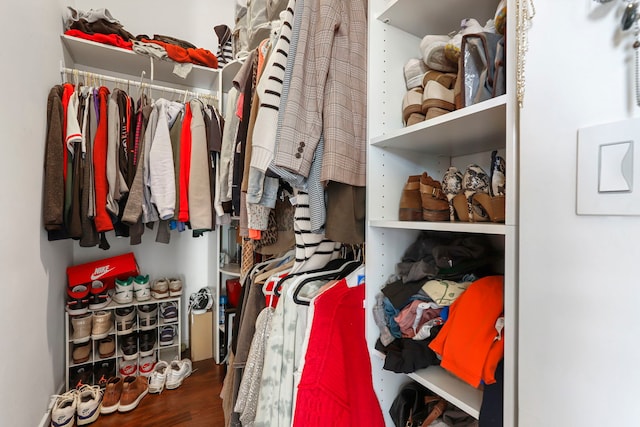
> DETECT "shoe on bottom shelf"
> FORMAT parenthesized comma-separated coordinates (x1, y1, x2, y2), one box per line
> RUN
(50, 389, 77, 427)
(94, 359, 116, 389)
(76, 384, 103, 426)
(69, 364, 93, 390)
(148, 360, 170, 393)
(165, 358, 192, 390)
(119, 357, 138, 377)
(118, 376, 148, 413)
(139, 355, 157, 377)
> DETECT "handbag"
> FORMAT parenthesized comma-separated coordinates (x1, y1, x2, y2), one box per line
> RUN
(389, 382, 448, 427)
(454, 32, 505, 109)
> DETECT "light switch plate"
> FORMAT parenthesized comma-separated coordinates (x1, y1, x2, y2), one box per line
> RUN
(577, 118, 640, 215)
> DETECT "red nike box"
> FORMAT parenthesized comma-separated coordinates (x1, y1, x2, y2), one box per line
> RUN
(67, 252, 139, 289)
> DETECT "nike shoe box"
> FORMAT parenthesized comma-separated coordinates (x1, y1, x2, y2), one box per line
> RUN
(67, 252, 139, 290)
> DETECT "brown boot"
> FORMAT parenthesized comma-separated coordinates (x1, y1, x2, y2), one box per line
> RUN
(419, 172, 450, 221)
(399, 175, 423, 221)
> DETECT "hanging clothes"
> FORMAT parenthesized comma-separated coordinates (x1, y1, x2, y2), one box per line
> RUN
(292, 277, 385, 427)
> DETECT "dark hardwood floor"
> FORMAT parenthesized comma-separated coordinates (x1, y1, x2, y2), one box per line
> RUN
(91, 359, 226, 427)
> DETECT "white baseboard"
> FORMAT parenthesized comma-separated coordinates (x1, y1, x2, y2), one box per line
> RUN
(37, 382, 65, 427)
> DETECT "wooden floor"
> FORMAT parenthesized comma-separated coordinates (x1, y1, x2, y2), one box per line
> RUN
(91, 359, 226, 427)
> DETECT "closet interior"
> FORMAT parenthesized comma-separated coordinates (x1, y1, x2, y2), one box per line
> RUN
(45, 0, 516, 425)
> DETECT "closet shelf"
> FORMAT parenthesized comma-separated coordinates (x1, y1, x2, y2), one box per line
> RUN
(408, 367, 482, 419)
(220, 263, 241, 277)
(372, 349, 482, 419)
(377, 0, 498, 37)
(370, 95, 506, 156)
(61, 34, 220, 91)
(369, 220, 507, 235)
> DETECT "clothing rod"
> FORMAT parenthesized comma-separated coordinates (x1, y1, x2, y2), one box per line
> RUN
(60, 67, 217, 100)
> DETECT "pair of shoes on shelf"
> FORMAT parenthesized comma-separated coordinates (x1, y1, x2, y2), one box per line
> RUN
(50, 384, 103, 427)
(442, 150, 506, 222)
(401, 70, 458, 126)
(399, 173, 449, 221)
(101, 376, 148, 414)
(399, 151, 505, 223)
(114, 275, 150, 304)
(151, 277, 183, 299)
(117, 355, 156, 378)
(71, 311, 114, 344)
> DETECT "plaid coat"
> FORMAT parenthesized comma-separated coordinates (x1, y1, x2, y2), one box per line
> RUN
(275, 0, 367, 187)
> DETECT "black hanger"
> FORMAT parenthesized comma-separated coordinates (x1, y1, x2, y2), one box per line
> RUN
(292, 260, 362, 306)
(273, 257, 351, 297)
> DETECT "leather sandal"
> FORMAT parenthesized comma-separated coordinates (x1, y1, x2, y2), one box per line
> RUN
(419, 172, 450, 221)
(473, 193, 505, 222)
(421, 80, 455, 115)
(422, 70, 457, 90)
(402, 88, 424, 126)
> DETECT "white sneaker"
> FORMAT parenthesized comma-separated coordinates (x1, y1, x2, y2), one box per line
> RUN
(119, 357, 138, 377)
(148, 360, 170, 393)
(50, 390, 77, 427)
(168, 278, 183, 296)
(76, 385, 102, 426)
(165, 358, 192, 390)
(113, 277, 133, 304)
(139, 355, 157, 377)
(151, 278, 169, 299)
(133, 275, 151, 302)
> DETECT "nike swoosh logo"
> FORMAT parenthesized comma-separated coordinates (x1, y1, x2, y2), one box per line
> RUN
(91, 266, 117, 280)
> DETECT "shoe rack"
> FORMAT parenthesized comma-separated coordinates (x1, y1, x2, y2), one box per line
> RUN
(65, 296, 182, 391)
(366, 0, 517, 425)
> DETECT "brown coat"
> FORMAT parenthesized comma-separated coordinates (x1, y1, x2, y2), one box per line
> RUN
(43, 85, 65, 232)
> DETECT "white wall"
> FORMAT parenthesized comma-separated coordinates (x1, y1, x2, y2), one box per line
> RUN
(0, 1, 234, 424)
(519, 1, 640, 425)
(0, 0, 73, 425)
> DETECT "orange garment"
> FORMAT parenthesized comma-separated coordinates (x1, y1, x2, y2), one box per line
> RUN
(428, 275, 504, 387)
(248, 229, 261, 240)
(93, 87, 114, 232)
(178, 103, 192, 222)
(141, 39, 218, 69)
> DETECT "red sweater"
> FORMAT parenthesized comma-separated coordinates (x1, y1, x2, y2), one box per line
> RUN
(293, 279, 385, 427)
(93, 87, 114, 232)
(178, 103, 192, 222)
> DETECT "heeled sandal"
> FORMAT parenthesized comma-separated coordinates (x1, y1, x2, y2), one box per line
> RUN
(441, 167, 463, 221)
(419, 172, 450, 221)
(456, 164, 490, 222)
(472, 151, 506, 223)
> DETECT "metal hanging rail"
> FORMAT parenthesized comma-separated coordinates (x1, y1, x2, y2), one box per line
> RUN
(60, 65, 218, 104)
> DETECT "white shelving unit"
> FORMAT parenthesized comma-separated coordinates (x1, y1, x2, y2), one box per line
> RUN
(65, 296, 181, 390)
(366, 0, 517, 425)
(214, 217, 241, 364)
(61, 34, 243, 99)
